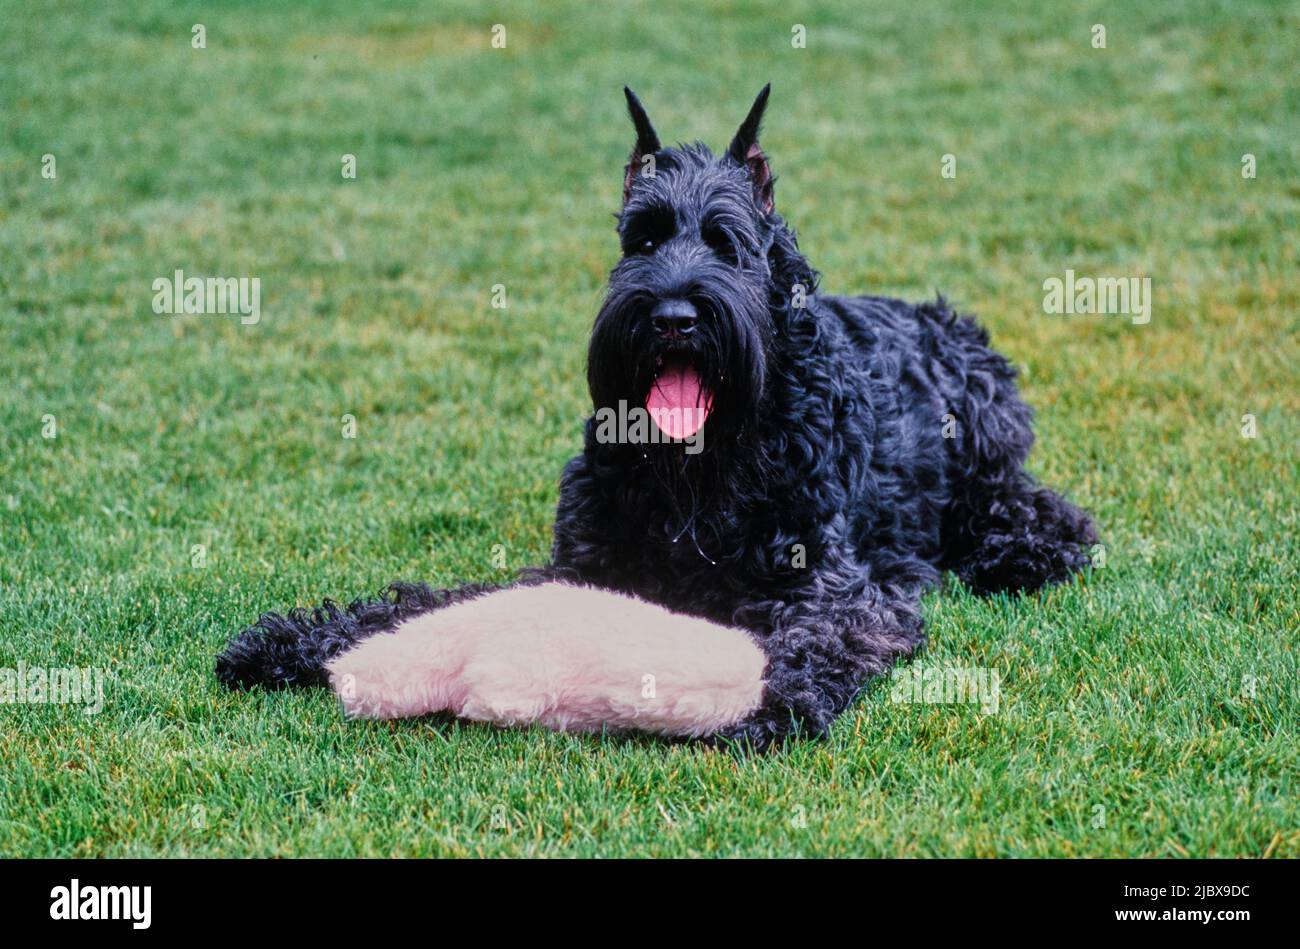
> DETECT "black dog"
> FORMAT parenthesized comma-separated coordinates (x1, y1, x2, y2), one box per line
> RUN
(217, 86, 1096, 749)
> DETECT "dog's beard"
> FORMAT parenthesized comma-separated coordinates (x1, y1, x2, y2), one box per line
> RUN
(584, 274, 771, 561)
(586, 276, 770, 451)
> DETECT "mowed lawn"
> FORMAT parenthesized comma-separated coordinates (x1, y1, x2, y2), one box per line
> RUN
(1, 0, 1296, 857)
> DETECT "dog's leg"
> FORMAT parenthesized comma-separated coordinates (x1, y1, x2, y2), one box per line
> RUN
(715, 579, 927, 750)
(215, 580, 507, 690)
(943, 473, 1097, 596)
(934, 315, 1097, 595)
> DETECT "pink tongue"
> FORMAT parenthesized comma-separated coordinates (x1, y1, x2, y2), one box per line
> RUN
(646, 363, 713, 439)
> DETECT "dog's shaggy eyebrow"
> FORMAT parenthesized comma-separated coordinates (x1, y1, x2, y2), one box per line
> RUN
(699, 202, 758, 250)
(700, 205, 750, 231)
(698, 186, 755, 222)
(621, 202, 675, 233)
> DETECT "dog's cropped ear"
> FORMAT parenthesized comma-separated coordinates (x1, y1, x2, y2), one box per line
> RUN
(623, 87, 661, 204)
(727, 83, 774, 214)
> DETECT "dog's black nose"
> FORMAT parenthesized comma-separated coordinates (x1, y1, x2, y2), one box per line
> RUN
(650, 299, 698, 339)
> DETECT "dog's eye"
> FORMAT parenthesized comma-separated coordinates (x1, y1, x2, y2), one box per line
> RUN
(622, 207, 675, 258)
(702, 225, 738, 265)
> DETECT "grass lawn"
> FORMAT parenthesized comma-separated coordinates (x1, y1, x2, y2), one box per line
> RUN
(1, 0, 1296, 857)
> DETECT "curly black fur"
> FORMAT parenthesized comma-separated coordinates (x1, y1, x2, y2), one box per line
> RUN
(215, 86, 1096, 750)
(214, 581, 504, 689)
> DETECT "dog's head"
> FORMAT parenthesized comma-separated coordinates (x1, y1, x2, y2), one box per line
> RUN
(587, 85, 812, 450)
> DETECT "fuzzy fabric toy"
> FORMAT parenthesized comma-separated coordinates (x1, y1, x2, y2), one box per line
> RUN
(328, 583, 766, 736)
(216, 86, 1095, 749)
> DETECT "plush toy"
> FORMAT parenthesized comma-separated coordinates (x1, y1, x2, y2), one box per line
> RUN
(327, 583, 766, 736)
(216, 577, 771, 739)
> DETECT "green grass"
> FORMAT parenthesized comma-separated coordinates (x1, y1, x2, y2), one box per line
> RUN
(1, 0, 1296, 857)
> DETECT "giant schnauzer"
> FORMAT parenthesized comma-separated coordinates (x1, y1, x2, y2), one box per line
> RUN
(216, 86, 1096, 749)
